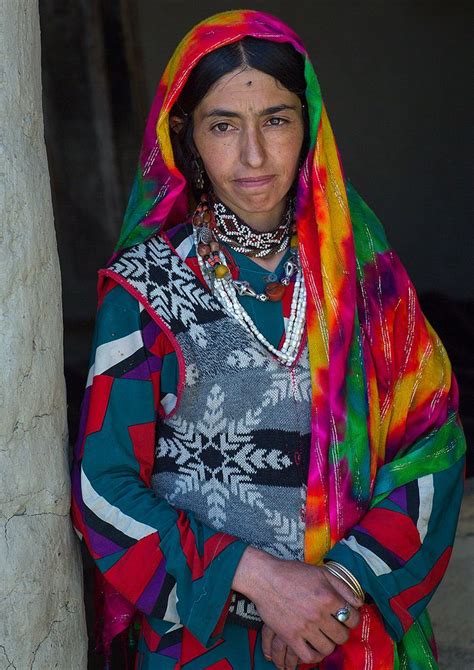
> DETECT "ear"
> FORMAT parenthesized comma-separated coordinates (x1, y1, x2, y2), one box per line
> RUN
(169, 115, 185, 135)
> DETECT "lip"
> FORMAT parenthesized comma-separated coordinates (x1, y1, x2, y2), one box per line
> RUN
(233, 175, 275, 188)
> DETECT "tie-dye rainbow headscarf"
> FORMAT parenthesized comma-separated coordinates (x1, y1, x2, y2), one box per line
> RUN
(111, 10, 465, 666)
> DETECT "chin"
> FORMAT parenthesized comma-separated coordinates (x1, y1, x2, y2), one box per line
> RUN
(233, 191, 286, 213)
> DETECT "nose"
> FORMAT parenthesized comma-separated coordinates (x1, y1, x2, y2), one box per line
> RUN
(240, 126, 265, 168)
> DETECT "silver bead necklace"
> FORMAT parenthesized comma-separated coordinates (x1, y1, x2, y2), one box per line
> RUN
(194, 227, 307, 367)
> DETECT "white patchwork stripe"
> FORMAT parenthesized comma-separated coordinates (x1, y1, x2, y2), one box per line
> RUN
(161, 392, 177, 415)
(340, 535, 392, 576)
(163, 583, 180, 624)
(175, 234, 194, 261)
(81, 469, 156, 541)
(86, 330, 144, 387)
(417, 474, 434, 542)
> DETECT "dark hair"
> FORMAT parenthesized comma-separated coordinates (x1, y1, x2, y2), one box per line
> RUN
(170, 37, 309, 194)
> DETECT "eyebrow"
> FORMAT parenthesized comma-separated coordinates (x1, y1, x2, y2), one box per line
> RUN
(204, 104, 298, 119)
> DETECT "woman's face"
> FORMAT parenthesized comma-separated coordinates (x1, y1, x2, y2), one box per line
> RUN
(192, 67, 305, 231)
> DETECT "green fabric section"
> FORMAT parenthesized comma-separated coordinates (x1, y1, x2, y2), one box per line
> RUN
(336, 312, 371, 505)
(394, 613, 439, 669)
(304, 58, 322, 149)
(347, 181, 391, 280)
(116, 168, 158, 251)
(370, 414, 466, 507)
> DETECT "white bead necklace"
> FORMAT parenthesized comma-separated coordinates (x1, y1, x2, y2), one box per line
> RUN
(194, 227, 307, 367)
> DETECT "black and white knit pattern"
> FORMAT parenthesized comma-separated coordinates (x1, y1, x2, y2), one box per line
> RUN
(112, 234, 311, 627)
(109, 236, 222, 347)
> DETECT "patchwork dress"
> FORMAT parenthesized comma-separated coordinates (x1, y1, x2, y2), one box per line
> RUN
(74, 223, 464, 669)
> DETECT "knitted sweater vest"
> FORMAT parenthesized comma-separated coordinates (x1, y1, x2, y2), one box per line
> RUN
(109, 234, 311, 626)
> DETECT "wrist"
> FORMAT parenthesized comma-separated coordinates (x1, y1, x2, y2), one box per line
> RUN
(232, 546, 277, 600)
(324, 560, 365, 604)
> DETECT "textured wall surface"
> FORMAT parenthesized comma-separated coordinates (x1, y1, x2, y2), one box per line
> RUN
(0, 2, 87, 668)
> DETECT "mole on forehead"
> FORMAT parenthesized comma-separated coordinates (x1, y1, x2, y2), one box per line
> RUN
(246, 80, 252, 86)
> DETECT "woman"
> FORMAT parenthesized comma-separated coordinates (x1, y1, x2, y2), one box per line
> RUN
(71, 10, 466, 670)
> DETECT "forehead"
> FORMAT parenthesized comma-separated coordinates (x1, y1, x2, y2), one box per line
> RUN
(197, 67, 297, 111)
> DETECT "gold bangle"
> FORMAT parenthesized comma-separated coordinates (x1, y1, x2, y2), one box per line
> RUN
(336, 565, 365, 601)
(328, 564, 364, 602)
(325, 564, 362, 599)
(327, 561, 362, 591)
(325, 561, 365, 602)
(330, 565, 364, 602)
(325, 565, 357, 595)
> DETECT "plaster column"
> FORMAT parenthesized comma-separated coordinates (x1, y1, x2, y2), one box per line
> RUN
(0, 2, 87, 668)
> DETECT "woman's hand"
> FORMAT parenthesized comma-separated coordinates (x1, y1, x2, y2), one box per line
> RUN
(262, 624, 301, 669)
(233, 548, 363, 666)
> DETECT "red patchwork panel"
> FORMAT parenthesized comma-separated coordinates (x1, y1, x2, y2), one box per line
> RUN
(141, 615, 162, 653)
(106, 531, 162, 605)
(149, 329, 174, 358)
(150, 370, 162, 411)
(85, 376, 114, 436)
(248, 629, 258, 670)
(360, 508, 421, 562)
(180, 628, 224, 664)
(129, 421, 155, 485)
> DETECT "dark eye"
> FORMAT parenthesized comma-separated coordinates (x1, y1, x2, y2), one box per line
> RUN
(268, 117, 285, 126)
(213, 122, 230, 132)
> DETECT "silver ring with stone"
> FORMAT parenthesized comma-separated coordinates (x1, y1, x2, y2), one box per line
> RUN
(335, 605, 351, 623)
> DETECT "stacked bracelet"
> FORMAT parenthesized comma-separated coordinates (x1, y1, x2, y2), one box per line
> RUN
(324, 561, 365, 602)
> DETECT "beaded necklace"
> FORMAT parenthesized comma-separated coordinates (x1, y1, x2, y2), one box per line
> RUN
(192, 195, 307, 366)
(211, 195, 294, 258)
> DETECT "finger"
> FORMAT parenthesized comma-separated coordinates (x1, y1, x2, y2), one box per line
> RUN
(328, 602, 361, 632)
(271, 635, 288, 669)
(304, 630, 336, 659)
(261, 624, 275, 662)
(294, 640, 324, 666)
(321, 611, 351, 644)
(284, 645, 299, 670)
(320, 607, 359, 644)
(343, 603, 360, 630)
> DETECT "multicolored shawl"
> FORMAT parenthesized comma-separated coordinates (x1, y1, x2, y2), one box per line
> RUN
(75, 9, 466, 668)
